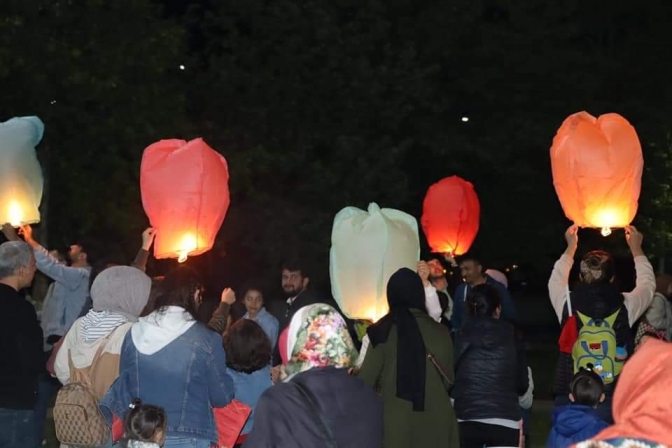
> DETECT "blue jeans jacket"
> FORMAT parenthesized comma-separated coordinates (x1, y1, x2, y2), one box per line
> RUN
(100, 323, 234, 442)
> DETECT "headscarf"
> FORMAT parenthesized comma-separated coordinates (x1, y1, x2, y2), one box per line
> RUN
(283, 304, 358, 381)
(485, 269, 508, 288)
(590, 339, 672, 446)
(367, 267, 427, 411)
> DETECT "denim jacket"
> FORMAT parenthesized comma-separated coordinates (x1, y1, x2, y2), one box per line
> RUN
(100, 319, 234, 442)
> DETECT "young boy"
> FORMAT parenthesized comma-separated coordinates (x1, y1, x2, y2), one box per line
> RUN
(547, 367, 610, 447)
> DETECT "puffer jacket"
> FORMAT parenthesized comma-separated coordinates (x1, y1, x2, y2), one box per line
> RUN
(452, 317, 528, 421)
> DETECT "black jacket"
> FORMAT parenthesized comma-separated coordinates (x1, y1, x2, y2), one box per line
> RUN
(243, 367, 383, 448)
(0, 284, 44, 409)
(452, 317, 528, 421)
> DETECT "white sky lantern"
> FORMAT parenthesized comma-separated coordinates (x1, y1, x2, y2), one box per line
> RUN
(0, 117, 44, 227)
(330, 203, 420, 322)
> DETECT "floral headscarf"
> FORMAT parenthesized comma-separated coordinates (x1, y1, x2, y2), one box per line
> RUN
(283, 304, 358, 381)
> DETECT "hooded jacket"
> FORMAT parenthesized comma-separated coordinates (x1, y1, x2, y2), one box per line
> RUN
(547, 405, 609, 447)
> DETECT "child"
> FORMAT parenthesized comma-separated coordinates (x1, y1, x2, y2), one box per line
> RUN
(121, 398, 167, 448)
(547, 367, 609, 447)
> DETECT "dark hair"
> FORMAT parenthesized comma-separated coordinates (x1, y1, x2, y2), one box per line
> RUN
(465, 284, 501, 317)
(458, 253, 483, 268)
(281, 258, 309, 279)
(223, 319, 272, 373)
(150, 266, 202, 319)
(570, 367, 604, 406)
(241, 283, 264, 298)
(122, 398, 166, 446)
(581, 250, 615, 284)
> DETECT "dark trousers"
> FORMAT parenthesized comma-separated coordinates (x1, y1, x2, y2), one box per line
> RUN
(33, 374, 60, 448)
(0, 408, 36, 448)
(459, 421, 520, 448)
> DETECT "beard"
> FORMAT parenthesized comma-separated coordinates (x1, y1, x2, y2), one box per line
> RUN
(283, 285, 303, 298)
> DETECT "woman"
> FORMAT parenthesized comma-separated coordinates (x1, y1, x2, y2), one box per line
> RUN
(55, 266, 151, 397)
(357, 267, 458, 448)
(223, 319, 273, 444)
(452, 283, 528, 448)
(241, 285, 279, 350)
(243, 304, 382, 448)
(634, 274, 672, 349)
(100, 267, 234, 448)
(577, 338, 672, 448)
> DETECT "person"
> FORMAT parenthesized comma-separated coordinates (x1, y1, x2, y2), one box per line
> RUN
(358, 268, 458, 448)
(353, 261, 444, 370)
(633, 273, 672, 349)
(121, 398, 167, 448)
(1, 224, 92, 349)
(270, 259, 358, 365)
(241, 285, 279, 350)
(54, 266, 152, 395)
(451, 254, 517, 332)
(452, 283, 528, 448)
(78, 227, 156, 318)
(244, 304, 382, 448)
(427, 258, 454, 326)
(547, 367, 609, 447)
(548, 225, 656, 423)
(576, 338, 672, 448)
(222, 319, 272, 443)
(100, 267, 234, 448)
(0, 241, 42, 448)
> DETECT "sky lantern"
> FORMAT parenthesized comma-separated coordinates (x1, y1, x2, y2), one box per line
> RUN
(551, 112, 643, 236)
(0, 116, 44, 227)
(329, 203, 420, 322)
(421, 176, 480, 256)
(140, 138, 230, 262)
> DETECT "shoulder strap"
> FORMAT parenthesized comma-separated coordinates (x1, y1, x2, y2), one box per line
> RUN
(426, 351, 453, 386)
(293, 380, 337, 448)
(88, 326, 121, 371)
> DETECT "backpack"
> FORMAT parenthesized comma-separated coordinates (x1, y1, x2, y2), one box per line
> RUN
(53, 331, 115, 447)
(571, 309, 623, 385)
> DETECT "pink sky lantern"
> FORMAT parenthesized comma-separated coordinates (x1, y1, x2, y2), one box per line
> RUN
(140, 138, 230, 262)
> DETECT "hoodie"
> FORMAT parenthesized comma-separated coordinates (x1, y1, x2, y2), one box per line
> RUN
(547, 405, 609, 448)
(131, 306, 196, 355)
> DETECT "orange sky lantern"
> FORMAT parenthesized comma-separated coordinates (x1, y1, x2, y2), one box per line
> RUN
(0, 116, 44, 227)
(551, 112, 643, 236)
(421, 176, 480, 256)
(330, 203, 420, 322)
(140, 138, 230, 262)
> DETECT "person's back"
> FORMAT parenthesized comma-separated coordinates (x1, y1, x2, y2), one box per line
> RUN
(247, 367, 381, 448)
(453, 317, 524, 421)
(358, 268, 458, 448)
(100, 268, 234, 447)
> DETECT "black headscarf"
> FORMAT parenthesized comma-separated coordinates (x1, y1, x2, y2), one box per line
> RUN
(367, 267, 428, 411)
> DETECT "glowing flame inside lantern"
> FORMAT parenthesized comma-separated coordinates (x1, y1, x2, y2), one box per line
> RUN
(8, 201, 23, 227)
(177, 234, 198, 263)
(586, 208, 627, 237)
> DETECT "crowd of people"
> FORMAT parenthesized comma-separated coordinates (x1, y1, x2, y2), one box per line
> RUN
(1, 221, 672, 448)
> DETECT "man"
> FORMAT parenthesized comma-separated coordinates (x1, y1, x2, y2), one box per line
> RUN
(0, 241, 43, 448)
(2, 225, 92, 349)
(270, 260, 358, 366)
(548, 225, 655, 423)
(451, 254, 517, 332)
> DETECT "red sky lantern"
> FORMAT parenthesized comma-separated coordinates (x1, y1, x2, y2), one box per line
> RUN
(421, 176, 480, 256)
(551, 112, 643, 236)
(141, 138, 230, 262)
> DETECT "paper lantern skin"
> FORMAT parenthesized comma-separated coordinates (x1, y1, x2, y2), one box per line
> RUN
(0, 116, 44, 227)
(551, 112, 643, 235)
(330, 203, 420, 322)
(421, 176, 480, 256)
(140, 138, 230, 261)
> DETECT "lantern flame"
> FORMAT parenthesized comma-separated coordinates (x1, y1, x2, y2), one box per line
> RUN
(8, 201, 23, 227)
(177, 234, 198, 263)
(601, 227, 612, 237)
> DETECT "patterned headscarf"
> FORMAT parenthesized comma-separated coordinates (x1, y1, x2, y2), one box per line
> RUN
(580, 250, 613, 284)
(283, 304, 358, 381)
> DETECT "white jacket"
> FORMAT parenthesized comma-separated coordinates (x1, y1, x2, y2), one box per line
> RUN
(54, 317, 132, 385)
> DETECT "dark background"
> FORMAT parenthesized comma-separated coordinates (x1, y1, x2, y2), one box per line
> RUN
(2, 0, 672, 301)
